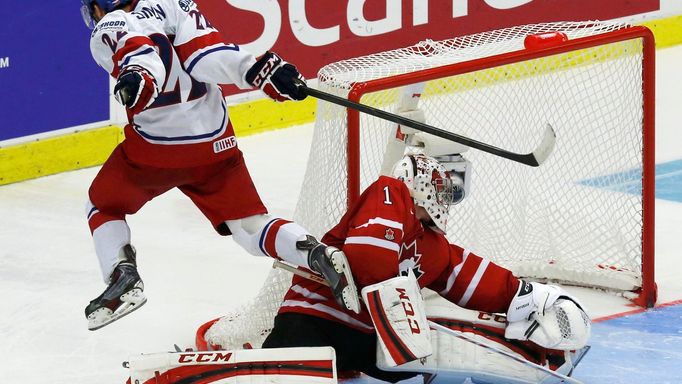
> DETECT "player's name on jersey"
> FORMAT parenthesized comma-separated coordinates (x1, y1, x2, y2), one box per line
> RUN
(132, 4, 167, 22)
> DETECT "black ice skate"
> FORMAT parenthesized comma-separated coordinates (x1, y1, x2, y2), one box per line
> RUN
(85, 245, 147, 331)
(297, 235, 361, 314)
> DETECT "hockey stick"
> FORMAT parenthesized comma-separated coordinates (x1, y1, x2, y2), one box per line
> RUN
(296, 80, 556, 167)
(273, 260, 583, 384)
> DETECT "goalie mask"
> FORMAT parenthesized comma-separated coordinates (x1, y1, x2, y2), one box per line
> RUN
(392, 154, 468, 233)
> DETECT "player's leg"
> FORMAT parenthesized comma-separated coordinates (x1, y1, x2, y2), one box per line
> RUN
(85, 146, 175, 330)
(180, 152, 360, 313)
(226, 215, 359, 313)
(263, 312, 418, 383)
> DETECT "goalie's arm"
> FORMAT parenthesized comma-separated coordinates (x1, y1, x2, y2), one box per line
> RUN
(429, 245, 591, 350)
(430, 244, 519, 314)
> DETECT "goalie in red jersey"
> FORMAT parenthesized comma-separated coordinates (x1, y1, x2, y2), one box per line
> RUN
(262, 153, 591, 382)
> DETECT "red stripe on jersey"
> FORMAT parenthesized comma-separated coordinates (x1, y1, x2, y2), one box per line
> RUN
(366, 290, 417, 365)
(175, 31, 224, 63)
(281, 276, 375, 331)
(111, 36, 156, 77)
(263, 219, 291, 259)
(87, 211, 124, 234)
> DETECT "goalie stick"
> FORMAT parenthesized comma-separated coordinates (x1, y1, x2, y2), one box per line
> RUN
(273, 260, 584, 384)
(295, 80, 556, 167)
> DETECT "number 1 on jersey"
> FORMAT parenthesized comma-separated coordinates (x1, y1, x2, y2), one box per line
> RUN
(383, 186, 393, 205)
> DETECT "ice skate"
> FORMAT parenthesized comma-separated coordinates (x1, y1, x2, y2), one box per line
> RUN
(85, 245, 147, 330)
(297, 235, 361, 314)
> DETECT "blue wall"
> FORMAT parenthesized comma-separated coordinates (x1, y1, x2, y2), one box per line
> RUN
(0, 1, 109, 142)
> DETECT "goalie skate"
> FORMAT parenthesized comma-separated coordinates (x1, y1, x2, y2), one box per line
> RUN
(298, 236, 361, 314)
(85, 245, 147, 330)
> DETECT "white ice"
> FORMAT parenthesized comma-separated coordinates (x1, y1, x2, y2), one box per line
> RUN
(1, 45, 682, 384)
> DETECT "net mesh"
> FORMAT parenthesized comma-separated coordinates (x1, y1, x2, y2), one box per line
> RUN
(204, 21, 648, 350)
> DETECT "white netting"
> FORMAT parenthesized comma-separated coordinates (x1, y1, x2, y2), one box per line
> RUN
(205, 21, 651, 350)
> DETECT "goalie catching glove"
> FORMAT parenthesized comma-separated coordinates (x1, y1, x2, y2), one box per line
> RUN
(114, 65, 159, 115)
(505, 281, 591, 350)
(362, 270, 432, 367)
(245, 51, 306, 102)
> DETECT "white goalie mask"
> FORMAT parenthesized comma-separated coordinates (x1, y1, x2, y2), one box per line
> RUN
(392, 154, 468, 233)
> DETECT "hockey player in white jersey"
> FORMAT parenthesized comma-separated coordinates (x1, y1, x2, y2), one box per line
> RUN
(79, 0, 360, 330)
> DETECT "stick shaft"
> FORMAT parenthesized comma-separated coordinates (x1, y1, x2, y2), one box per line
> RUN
(300, 83, 554, 167)
(272, 260, 329, 286)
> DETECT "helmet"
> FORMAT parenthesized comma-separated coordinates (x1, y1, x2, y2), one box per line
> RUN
(80, 0, 134, 29)
(392, 154, 465, 233)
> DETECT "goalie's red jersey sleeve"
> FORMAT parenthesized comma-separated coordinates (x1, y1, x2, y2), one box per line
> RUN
(322, 176, 423, 288)
(427, 241, 520, 315)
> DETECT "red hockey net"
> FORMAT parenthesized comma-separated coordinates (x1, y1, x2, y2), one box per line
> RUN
(200, 21, 656, 351)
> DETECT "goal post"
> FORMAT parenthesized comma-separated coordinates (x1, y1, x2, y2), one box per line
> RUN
(200, 21, 656, 353)
(296, 21, 656, 307)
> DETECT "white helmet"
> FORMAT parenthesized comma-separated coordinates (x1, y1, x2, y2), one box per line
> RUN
(392, 154, 465, 233)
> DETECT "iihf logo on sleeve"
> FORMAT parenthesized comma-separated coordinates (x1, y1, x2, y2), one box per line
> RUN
(0, 56, 9, 69)
(213, 136, 237, 153)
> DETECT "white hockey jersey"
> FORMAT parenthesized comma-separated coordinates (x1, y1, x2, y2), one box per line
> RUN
(89, 0, 256, 168)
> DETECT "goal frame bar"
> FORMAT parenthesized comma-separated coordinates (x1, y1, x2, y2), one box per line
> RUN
(342, 26, 656, 308)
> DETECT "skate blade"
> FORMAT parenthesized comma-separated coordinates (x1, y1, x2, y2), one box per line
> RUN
(330, 252, 361, 314)
(88, 288, 147, 331)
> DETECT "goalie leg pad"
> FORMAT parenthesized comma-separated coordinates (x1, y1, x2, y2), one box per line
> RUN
(127, 347, 337, 384)
(361, 270, 432, 367)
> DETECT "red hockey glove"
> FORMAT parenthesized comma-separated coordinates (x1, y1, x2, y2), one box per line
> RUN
(114, 66, 159, 114)
(245, 51, 306, 102)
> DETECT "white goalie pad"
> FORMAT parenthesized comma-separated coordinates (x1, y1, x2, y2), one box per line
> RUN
(126, 347, 337, 384)
(378, 290, 589, 384)
(361, 270, 432, 367)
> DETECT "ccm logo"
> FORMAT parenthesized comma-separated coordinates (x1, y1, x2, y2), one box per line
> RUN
(396, 288, 421, 334)
(177, 352, 233, 363)
(213, 136, 237, 153)
(253, 56, 280, 87)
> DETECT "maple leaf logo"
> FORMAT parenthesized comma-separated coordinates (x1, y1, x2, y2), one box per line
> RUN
(398, 240, 424, 279)
(385, 228, 395, 240)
